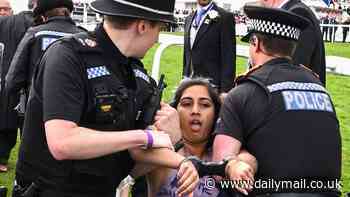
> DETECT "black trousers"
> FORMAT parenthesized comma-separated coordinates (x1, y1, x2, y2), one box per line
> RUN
(322, 27, 328, 41)
(343, 28, 349, 42)
(0, 129, 18, 164)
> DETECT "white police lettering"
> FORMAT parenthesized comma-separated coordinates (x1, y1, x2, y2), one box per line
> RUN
(87, 66, 111, 79)
(42, 37, 58, 50)
(133, 69, 150, 83)
(282, 91, 333, 112)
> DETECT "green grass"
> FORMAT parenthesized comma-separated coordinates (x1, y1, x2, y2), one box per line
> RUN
(325, 42, 350, 58)
(0, 134, 19, 196)
(0, 41, 349, 197)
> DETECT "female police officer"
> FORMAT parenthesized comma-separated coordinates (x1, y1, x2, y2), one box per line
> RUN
(13, 0, 199, 197)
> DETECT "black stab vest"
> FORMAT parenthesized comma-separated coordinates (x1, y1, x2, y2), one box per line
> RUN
(236, 58, 341, 193)
(60, 32, 157, 187)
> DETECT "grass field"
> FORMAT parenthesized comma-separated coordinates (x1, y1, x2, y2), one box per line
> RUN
(0, 38, 349, 197)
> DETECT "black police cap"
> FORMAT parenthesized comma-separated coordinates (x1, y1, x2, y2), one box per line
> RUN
(90, 0, 176, 23)
(33, 0, 74, 17)
(241, 5, 310, 42)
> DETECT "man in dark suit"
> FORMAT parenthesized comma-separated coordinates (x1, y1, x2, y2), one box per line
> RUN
(183, 0, 236, 97)
(0, 0, 35, 172)
(260, 0, 326, 86)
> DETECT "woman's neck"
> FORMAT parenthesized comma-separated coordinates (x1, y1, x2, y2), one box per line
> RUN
(183, 141, 207, 159)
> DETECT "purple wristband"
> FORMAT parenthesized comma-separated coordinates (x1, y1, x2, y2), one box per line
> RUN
(144, 130, 154, 149)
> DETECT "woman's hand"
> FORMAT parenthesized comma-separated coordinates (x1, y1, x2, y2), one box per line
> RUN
(176, 159, 199, 197)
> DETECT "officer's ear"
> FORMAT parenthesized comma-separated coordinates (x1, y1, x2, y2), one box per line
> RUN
(136, 20, 148, 35)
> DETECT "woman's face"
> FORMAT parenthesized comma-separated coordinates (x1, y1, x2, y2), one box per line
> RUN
(177, 85, 215, 144)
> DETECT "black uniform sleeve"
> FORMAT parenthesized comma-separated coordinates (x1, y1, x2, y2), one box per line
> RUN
(42, 42, 86, 123)
(215, 83, 268, 144)
(215, 85, 246, 142)
(220, 10, 235, 93)
(5, 28, 35, 94)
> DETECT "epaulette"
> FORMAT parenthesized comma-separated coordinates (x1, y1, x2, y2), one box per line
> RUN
(73, 32, 98, 47)
(299, 64, 320, 79)
(234, 64, 264, 85)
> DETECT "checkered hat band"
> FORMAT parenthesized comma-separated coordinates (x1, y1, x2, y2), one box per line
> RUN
(247, 19, 300, 40)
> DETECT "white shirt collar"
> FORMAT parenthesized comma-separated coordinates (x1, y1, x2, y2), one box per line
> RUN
(278, 0, 290, 8)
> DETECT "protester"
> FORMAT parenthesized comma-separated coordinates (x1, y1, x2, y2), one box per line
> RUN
(130, 78, 257, 197)
(213, 5, 341, 196)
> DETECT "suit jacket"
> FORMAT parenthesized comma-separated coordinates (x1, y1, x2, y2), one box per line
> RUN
(183, 3, 236, 93)
(0, 11, 33, 130)
(282, 0, 326, 86)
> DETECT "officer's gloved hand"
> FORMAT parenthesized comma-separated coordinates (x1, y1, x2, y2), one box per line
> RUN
(176, 158, 199, 197)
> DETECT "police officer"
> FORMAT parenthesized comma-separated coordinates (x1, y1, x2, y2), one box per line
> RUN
(6, 0, 84, 115)
(13, 0, 199, 197)
(213, 6, 342, 196)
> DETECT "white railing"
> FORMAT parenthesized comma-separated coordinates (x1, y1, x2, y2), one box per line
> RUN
(75, 23, 350, 78)
(319, 24, 350, 43)
(152, 34, 350, 79)
(235, 23, 350, 43)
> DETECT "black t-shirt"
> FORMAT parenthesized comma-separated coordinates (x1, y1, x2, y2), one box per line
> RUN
(215, 82, 268, 144)
(16, 25, 136, 195)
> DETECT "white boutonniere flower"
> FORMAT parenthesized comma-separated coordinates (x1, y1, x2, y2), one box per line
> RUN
(207, 10, 219, 20)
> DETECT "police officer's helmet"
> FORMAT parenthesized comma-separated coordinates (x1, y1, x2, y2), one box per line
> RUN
(241, 5, 310, 42)
(90, 0, 176, 23)
(33, 0, 74, 17)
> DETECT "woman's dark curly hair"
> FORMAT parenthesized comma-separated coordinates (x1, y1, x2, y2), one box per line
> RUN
(171, 77, 222, 137)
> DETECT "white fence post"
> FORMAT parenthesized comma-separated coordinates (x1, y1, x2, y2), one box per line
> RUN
(151, 34, 184, 82)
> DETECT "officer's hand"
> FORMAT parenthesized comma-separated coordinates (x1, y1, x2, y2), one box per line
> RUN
(176, 159, 199, 197)
(226, 160, 254, 195)
(154, 102, 182, 144)
(149, 130, 174, 150)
